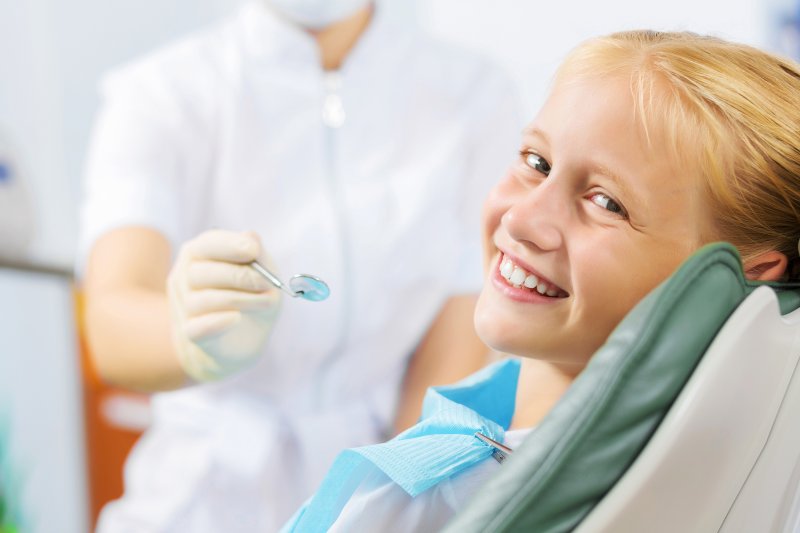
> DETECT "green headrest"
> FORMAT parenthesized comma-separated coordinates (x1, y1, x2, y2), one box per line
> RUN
(444, 242, 800, 532)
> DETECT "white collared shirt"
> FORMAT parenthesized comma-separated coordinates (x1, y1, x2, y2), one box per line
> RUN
(82, 2, 522, 530)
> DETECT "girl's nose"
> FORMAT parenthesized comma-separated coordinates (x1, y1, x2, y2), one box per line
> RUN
(501, 180, 565, 252)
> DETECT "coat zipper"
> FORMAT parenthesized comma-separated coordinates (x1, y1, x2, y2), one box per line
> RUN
(317, 70, 351, 403)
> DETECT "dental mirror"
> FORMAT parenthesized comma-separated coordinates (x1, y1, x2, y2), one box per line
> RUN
(288, 274, 330, 302)
(250, 261, 330, 302)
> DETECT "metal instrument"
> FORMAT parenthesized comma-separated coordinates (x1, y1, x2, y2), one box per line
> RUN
(250, 260, 330, 302)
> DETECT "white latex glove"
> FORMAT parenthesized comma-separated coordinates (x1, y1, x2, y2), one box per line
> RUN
(167, 229, 281, 382)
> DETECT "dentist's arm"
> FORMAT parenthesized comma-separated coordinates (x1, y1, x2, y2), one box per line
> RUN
(83, 226, 280, 392)
(393, 294, 490, 433)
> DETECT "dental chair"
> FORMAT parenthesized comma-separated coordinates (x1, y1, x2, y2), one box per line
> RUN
(444, 242, 800, 533)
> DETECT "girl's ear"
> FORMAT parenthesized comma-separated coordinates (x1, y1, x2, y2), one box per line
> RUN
(743, 250, 788, 281)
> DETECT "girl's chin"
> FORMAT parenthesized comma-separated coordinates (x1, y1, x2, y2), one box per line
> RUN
(474, 316, 524, 355)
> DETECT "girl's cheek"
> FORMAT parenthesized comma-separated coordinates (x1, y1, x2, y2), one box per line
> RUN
(482, 171, 521, 231)
(481, 188, 505, 240)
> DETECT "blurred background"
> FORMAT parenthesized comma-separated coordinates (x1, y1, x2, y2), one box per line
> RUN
(0, 0, 797, 531)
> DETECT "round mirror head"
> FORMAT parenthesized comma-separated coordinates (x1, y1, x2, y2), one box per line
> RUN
(289, 274, 330, 302)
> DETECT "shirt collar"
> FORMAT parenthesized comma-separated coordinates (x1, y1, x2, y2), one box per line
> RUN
(239, 1, 319, 66)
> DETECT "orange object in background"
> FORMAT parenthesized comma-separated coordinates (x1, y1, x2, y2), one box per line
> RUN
(74, 290, 150, 530)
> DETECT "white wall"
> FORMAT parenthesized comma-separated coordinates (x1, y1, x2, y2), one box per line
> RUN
(0, 0, 246, 269)
(417, 0, 779, 118)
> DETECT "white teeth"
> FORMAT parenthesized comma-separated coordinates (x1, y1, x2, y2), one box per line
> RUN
(536, 282, 547, 294)
(510, 267, 526, 286)
(500, 259, 514, 279)
(499, 255, 564, 297)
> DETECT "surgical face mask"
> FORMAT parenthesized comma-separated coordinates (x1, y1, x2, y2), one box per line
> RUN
(264, 0, 372, 30)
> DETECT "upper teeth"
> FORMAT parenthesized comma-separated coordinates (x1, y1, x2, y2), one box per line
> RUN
(499, 257, 562, 297)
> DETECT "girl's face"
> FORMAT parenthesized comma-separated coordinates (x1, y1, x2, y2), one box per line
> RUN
(475, 74, 716, 371)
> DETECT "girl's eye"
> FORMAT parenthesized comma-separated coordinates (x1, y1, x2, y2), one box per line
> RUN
(520, 150, 551, 176)
(589, 192, 627, 218)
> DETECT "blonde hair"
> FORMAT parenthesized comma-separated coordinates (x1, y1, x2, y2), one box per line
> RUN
(556, 30, 800, 279)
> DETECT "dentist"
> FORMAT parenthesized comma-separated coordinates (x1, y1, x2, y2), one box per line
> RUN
(79, 0, 520, 530)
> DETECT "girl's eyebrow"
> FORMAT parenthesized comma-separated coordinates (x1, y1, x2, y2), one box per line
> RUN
(591, 163, 642, 207)
(522, 126, 550, 145)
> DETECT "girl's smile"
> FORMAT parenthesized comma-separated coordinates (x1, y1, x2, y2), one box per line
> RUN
(491, 251, 569, 303)
(475, 73, 716, 370)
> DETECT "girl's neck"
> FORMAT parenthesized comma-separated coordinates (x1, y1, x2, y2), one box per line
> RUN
(306, 5, 373, 71)
(510, 357, 582, 430)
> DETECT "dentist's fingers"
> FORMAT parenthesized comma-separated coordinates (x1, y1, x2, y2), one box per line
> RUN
(183, 288, 280, 317)
(168, 229, 280, 382)
(183, 310, 242, 342)
(187, 260, 273, 292)
(184, 230, 262, 263)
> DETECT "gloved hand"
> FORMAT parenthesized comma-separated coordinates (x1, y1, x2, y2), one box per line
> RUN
(167, 229, 281, 382)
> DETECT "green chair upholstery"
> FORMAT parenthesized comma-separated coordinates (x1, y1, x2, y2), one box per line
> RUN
(444, 242, 800, 532)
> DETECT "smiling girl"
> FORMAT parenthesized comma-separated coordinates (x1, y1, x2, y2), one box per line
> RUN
(281, 30, 800, 532)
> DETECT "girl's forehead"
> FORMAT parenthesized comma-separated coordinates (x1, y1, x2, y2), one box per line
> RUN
(531, 76, 652, 151)
(537, 73, 698, 170)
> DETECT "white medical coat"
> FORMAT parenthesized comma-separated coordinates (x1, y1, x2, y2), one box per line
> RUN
(79, 2, 521, 531)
